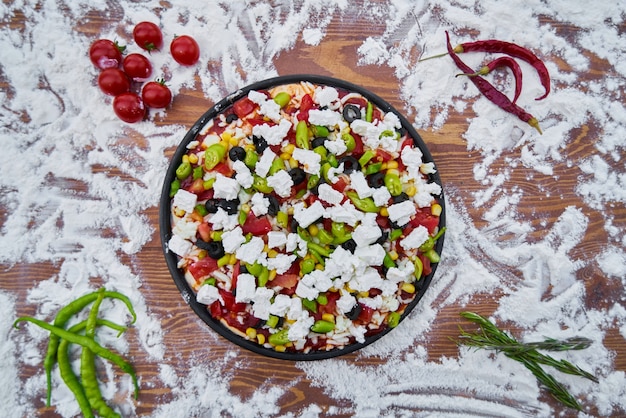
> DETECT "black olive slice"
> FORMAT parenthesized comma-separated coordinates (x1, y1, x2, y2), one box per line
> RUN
(228, 146, 246, 162)
(338, 156, 360, 174)
(288, 167, 307, 185)
(342, 104, 361, 123)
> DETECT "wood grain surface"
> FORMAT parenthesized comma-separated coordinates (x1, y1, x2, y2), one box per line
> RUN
(2, 3, 625, 417)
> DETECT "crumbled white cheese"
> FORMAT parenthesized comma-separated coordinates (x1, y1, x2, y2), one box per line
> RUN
(313, 86, 339, 107)
(358, 295, 383, 309)
(235, 273, 257, 303)
(325, 163, 344, 184)
(293, 200, 325, 228)
(267, 231, 288, 248)
(251, 287, 274, 320)
(348, 266, 384, 292)
(168, 234, 192, 256)
(308, 109, 343, 127)
(269, 294, 292, 317)
(233, 160, 254, 189)
(213, 173, 240, 200)
(252, 119, 292, 146)
(420, 162, 437, 174)
(352, 223, 382, 247)
(173, 189, 198, 213)
(317, 183, 344, 205)
(248, 90, 281, 122)
(387, 200, 416, 226)
(267, 170, 294, 198)
(221, 226, 246, 253)
(386, 260, 415, 283)
(349, 171, 373, 198)
(255, 148, 277, 178)
(250, 192, 270, 216)
(400, 225, 429, 251)
(196, 284, 221, 305)
(235, 236, 265, 264)
(295, 279, 319, 301)
(336, 292, 357, 314)
(325, 200, 363, 226)
(372, 186, 391, 207)
(292, 148, 321, 175)
(286, 297, 303, 320)
(265, 253, 296, 274)
(355, 244, 386, 266)
(401, 146, 424, 179)
(209, 208, 239, 231)
(325, 137, 347, 155)
(172, 219, 199, 240)
(287, 312, 314, 341)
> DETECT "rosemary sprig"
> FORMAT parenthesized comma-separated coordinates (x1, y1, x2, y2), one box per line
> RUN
(456, 311, 598, 410)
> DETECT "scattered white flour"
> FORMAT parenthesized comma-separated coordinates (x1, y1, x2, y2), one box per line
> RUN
(1, 0, 625, 417)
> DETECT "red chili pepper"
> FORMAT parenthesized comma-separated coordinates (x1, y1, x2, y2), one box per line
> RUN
(453, 39, 550, 101)
(445, 32, 542, 134)
(457, 56, 523, 104)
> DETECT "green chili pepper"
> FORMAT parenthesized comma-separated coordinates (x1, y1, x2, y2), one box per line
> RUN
(266, 315, 280, 329)
(380, 129, 400, 140)
(366, 101, 374, 122)
(169, 179, 180, 198)
(14, 317, 140, 399)
(390, 229, 403, 241)
(307, 174, 320, 190)
(321, 162, 332, 182)
(425, 248, 441, 263)
(294, 188, 307, 199)
(257, 266, 270, 287)
(384, 171, 403, 196)
(311, 319, 335, 333)
(202, 277, 217, 287)
(364, 162, 383, 175)
(57, 331, 96, 418)
(217, 253, 231, 267)
(296, 120, 310, 150)
(313, 145, 327, 160)
(387, 312, 401, 328)
(307, 241, 330, 258)
(269, 157, 285, 176)
(297, 226, 312, 242)
(316, 293, 328, 306)
(358, 150, 376, 167)
(238, 208, 248, 225)
(276, 211, 289, 228)
(300, 258, 316, 275)
(42, 289, 136, 406)
(253, 175, 273, 193)
(302, 298, 318, 313)
(268, 329, 290, 346)
(312, 125, 330, 137)
(203, 178, 215, 190)
(317, 229, 334, 245)
(244, 148, 258, 168)
(414, 257, 424, 280)
(419, 227, 447, 252)
(204, 143, 227, 170)
(176, 161, 192, 180)
(383, 253, 396, 269)
(346, 191, 379, 213)
(246, 262, 264, 277)
(327, 154, 338, 168)
(309, 247, 325, 266)
(342, 133, 356, 152)
(273, 92, 291, 108)
(192, 165, 204, 180)
(195, 204, 208, 217)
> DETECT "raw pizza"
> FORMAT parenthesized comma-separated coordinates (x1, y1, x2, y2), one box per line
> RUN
(166, 80, 444, 355)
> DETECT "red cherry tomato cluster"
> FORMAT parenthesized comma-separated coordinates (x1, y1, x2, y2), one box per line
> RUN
(89, 21, 200, 123)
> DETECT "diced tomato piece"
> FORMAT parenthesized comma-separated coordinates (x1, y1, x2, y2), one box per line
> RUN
(188, 257, 219, 280)
(372, 108, 382, 122)
(376, 214, 390, 230)
(189, 178, 205, 194)
(331, 175, 348, 193)
(344, 97, 367, 108)
(241, 213, 272, 235)
(351, 132, 364, 156)
(420, 254, 432, 276)
(232, 97, 257, 118)
(209, 300, 222, 318)
(297, 94, 315, 121)
(357, 304, 374, 323)
(212, 162, 234, 177)
(410, 209, 440, 235)
(197, 222, 211, 242)
(218, 289, 247, 313)
(375, 149, 394, 162)
(270, 273, 299, 289)
(318, 291, 339, 315)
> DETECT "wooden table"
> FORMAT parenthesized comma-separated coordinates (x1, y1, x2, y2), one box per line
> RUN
(2, 2, 624, 417)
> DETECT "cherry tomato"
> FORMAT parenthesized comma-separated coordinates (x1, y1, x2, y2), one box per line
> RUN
(122, 53, 152, 80)
(133, 22, 163, 51)
(170, 35, 200, 65)
(89, 39, 125, 69)
(97, 68, 130, 96)
(141, 80, 172, 108)
(112, 92, 145, 123)
(232, 97, 257, 118)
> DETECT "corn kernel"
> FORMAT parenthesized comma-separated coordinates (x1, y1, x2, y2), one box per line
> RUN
(174, 208, 186, 217)
(182, 155, 190, 163)
(268, 249, 279, 258)
(388, 250, 399, 261)
(257, 334, 266, 345)
(268, 269, 277, 281)
(386, 160, 399, 170)
(283, 144, 295, 154)
(322, 313, 335, 323)
(405, 185, 417, 197)
(221, 131, 232, 142)
(431, 203, 443, 217)
(274, 345, 287, 353)
(308, 224, 319, 237)
(401, 282, 416, 294)
(229, 137, 239, 146)
(246, 328, 257, 339)
(358, 291, 369, 298)
(229, 254, 237, 265)
(379, 207, 389, 217)
(315, 263, 324, 271)
(188, 153, 199, 164)
(280, 152, 291, 160)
